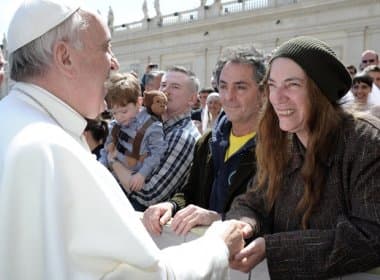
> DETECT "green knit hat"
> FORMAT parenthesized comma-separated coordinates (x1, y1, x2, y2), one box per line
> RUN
(270, 36, 352, 102)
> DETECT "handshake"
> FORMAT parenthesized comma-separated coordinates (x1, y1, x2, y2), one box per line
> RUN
(143, 203, 266, 273)
(205, 219, 266, 273)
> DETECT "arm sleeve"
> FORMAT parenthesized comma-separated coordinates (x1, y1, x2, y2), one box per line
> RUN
(104, 231, 229, 280)
(0, 139, 229, 280)
(131, 127, 198, 207)
(138, 122, 167, 178)
(158, 234, 229, 280)
(169, 192, 186, 214)
(227, 121, 380, 279)
(169, 131, 213, 213)
(264, 133, 380, 279)
(169, 143, 201, 211)
(226, 176, 270, 236)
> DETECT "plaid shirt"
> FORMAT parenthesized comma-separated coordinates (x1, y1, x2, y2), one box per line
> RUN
(129, 112, 200, 208)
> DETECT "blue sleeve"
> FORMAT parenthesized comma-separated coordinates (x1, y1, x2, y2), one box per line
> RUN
(137, 121, 167, 177)
(131, 126, 199, 207)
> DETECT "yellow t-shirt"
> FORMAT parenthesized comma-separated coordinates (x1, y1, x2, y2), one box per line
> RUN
(225, 131, 256, 161)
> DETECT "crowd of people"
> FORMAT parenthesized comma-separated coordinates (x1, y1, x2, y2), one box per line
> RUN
(342, 50, 380, 114)
(0, 0, 379, 279)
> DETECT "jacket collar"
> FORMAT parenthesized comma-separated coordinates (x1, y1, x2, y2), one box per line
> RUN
(13, 82, 87, 138)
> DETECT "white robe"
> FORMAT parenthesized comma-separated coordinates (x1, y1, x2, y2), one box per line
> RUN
(369, 84, 380, 106)
(0, 82, 229, 280)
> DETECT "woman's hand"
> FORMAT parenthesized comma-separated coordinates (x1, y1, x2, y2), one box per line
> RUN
(229, 237, 266, 273)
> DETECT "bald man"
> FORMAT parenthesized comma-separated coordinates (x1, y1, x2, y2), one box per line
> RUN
(360, 49, 379, 71)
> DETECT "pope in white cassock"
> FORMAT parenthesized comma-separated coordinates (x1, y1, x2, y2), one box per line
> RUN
(0, 0, 245, 279)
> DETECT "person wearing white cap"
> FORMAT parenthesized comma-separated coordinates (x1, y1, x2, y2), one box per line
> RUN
(0, 0, 246, 279)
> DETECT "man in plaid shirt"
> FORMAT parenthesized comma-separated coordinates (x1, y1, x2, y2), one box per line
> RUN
(111, 66, 201, 211)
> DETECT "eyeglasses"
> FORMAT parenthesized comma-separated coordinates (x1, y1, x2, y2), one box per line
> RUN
(362, 59, 375, 64)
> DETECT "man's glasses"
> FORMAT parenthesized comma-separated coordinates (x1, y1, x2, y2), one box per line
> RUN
(362, 59, 375, 64)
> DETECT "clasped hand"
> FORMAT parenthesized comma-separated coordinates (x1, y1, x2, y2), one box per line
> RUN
(142, 204, 266, 272)
(205, 219, 265, 270)
(227, 220, 266, 273)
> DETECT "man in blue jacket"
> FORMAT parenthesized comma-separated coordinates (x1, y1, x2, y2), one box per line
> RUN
(143, 46, 266, 235)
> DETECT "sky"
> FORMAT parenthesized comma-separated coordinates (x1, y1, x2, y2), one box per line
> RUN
(0, 0, 217, 42)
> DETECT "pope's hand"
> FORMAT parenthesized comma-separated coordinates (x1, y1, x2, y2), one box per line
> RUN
(205, 220, 246, 260)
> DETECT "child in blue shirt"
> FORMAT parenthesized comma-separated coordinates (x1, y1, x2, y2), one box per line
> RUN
(100, 73, 167, 195)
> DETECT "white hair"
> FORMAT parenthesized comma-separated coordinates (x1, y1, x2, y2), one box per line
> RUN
(202, 92, 221, 133)
(9, 10, 88, 81)
(206, 92, 220, 104)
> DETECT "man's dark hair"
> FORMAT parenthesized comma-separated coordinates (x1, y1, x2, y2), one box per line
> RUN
(199, 87, 214, 94)
(352, 73, 373, 88)
(213, 46, 266, 88)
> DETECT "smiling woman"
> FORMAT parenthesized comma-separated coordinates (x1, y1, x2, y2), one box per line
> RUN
(226, 36, 380, 279)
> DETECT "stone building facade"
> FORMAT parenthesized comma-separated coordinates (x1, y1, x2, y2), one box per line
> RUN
(1, 0, 379, 98)
(111, 0, 380, 88)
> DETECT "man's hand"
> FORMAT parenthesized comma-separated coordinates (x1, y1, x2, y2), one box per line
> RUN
(142, 202, 173, 235)
(229, 237, 266, 273)
(171, 204, 221, 235)
(205, 220, 245, 260)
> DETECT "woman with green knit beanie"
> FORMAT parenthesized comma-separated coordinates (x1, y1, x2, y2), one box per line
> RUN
(226, 36, 380, 279)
